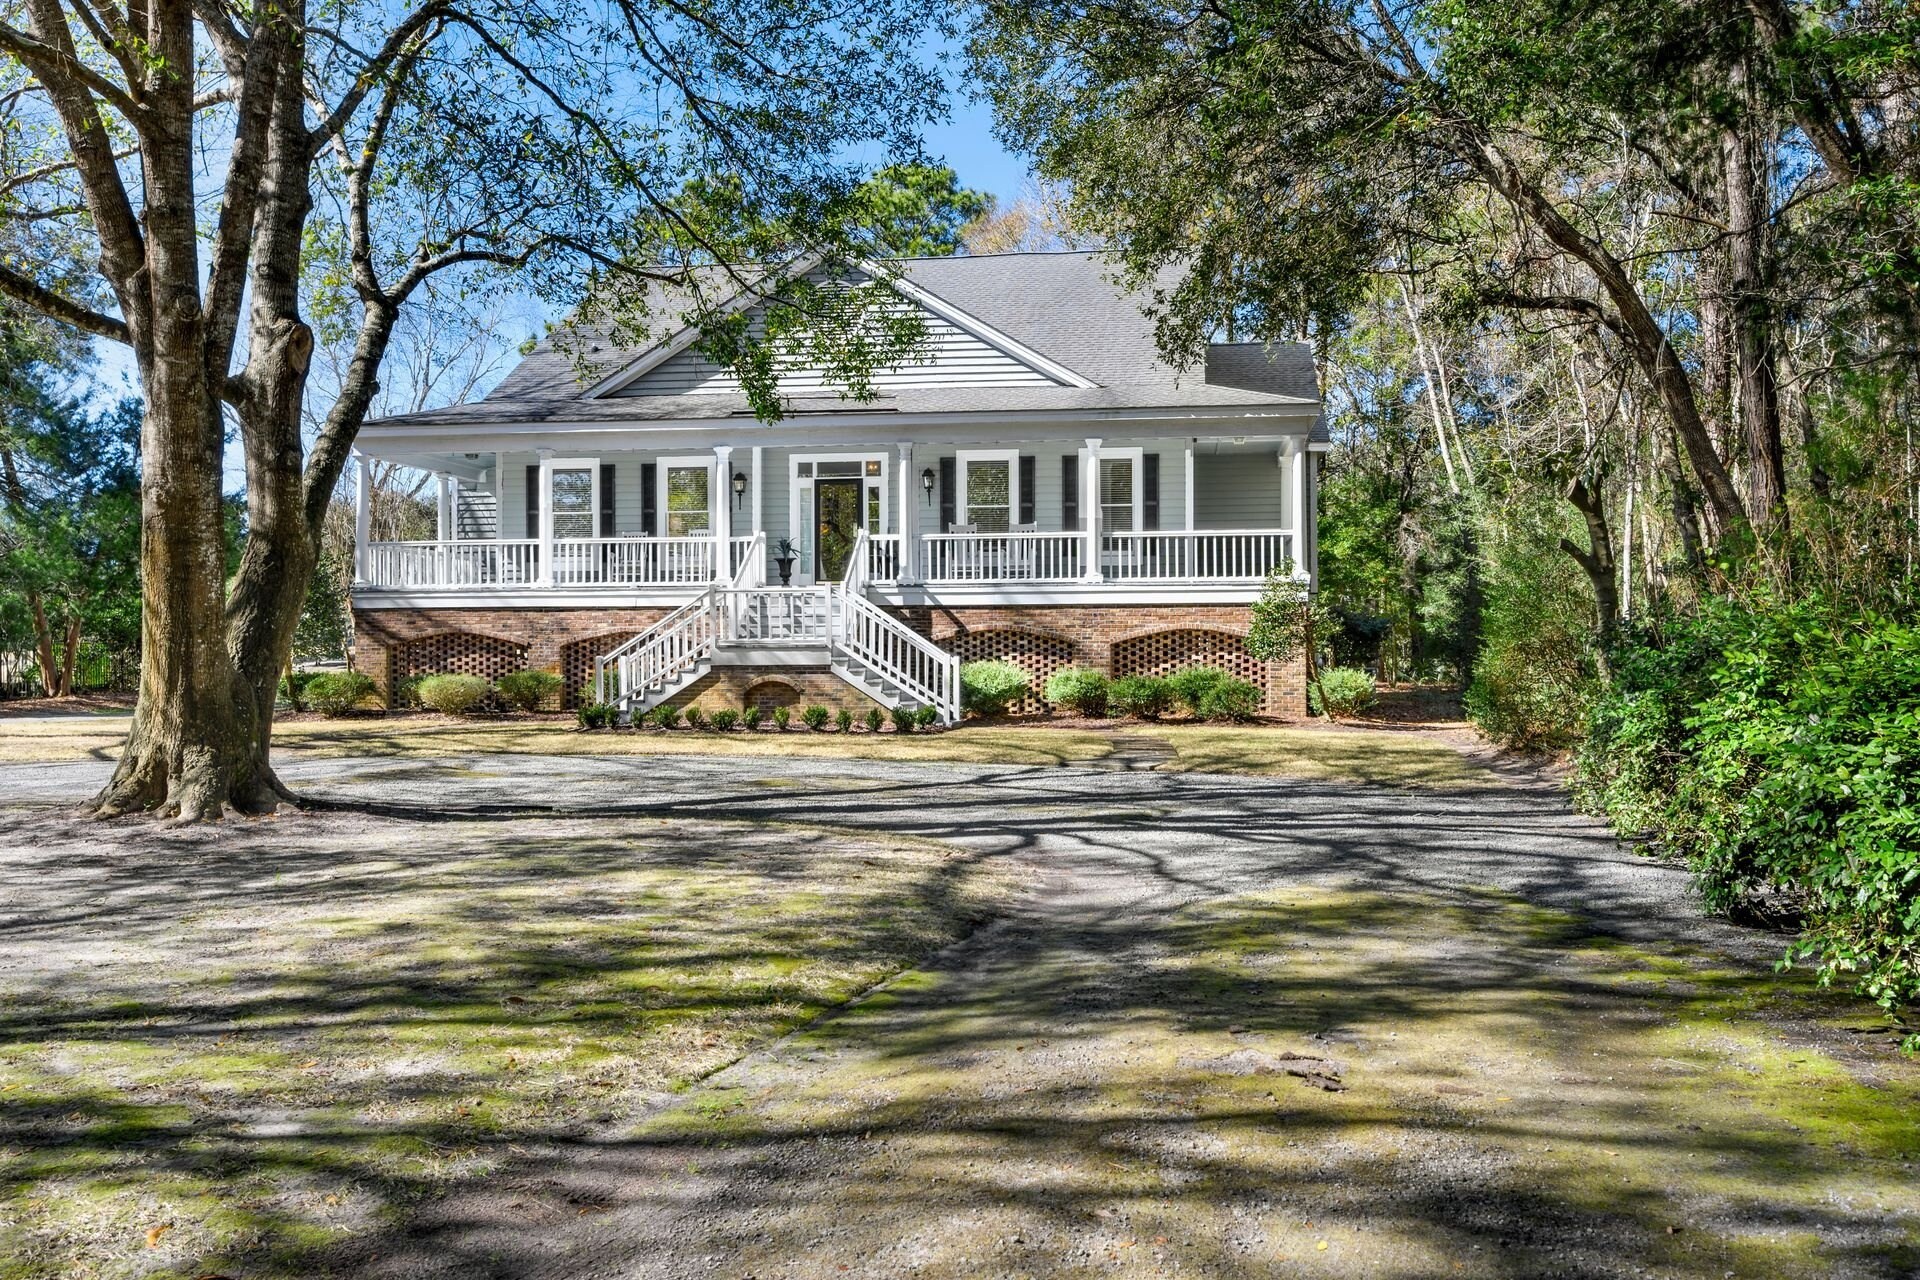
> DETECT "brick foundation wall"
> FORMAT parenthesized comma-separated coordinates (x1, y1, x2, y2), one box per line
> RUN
(352, 600, 1307, 718)
(351, 606, 674, 708)
(896, 604, 1307, 719)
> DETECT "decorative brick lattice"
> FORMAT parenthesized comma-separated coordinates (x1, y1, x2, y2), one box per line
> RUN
(561, 632, 644, 708)
(950, 628, 1075, 714)
(743, 679, 804, 712)
(1112, 628, 1265, 688)
(393, 631, 528, 686)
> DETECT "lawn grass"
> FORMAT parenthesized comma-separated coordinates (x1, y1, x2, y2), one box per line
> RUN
(0, 712, 1503, 787)
(0, 809, 1017, 1279)
(1155, 724, 1503, 788)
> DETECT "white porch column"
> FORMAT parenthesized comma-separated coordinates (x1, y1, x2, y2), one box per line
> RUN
(535, 452, 554, 586)
(1292, 440, 1312, 582)
(749, 446, 764, 536)
(352, 452, 372, 585)
(895, 440, 917, 584)
(1183, 443, 1196, 531)
(494, 451, 508, 544)
(435, 474, 452, 541)
(712, 444, 734, 581)
(1082, 437, 1103, 582)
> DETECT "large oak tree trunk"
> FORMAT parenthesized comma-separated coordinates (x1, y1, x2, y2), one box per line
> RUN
(1723, 76, 1788, 531)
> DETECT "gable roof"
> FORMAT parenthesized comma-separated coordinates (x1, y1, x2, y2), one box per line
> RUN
(366, 252, 1323, 432)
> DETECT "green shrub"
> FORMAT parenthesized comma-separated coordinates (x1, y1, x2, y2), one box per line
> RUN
(305, 671, 378, 717)
(960, 660, 1029, 716)
(279, 670, 318, 711)
(416, 674, 492, 715)
(836, 707, 855, 732)
(1196, 676, 1261, 722)
(684, 705, 707, 730)
(1044, 667, 1110, 716)
(390, 674, 425, 709)
(914, 704, 939, 729)
(773, 707, 791, 730)
(653, 704, 683, 729)
(1575, 601, 1920, 1047)
(709, 708, 739, 732)
(495, 669, 563, 713)
(743, 706, 764, 730)
(1464, 504, 1598, 749)
(1108, 674, 1175, 720)
(1310, 667, 1377, 718)
(1168, 666, 1230, 715)
(801, 705, 829, 730)
(889, 705, 915, 733)
(576, 702, 614, 729)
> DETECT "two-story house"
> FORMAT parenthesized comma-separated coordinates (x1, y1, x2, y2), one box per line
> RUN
(347, 251, 1324, 721)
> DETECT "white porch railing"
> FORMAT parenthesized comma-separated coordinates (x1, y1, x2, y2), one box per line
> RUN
(364, 539, 541, 587)
(863, 534, 903, 584)
(831, 587, 962, 723)
(592, 591, 720, 707)
(919, 531, 1085, 582)
(719, 586, 830, 644)
(1101, 530, 1295, 581)
(552, 536, 717, 586)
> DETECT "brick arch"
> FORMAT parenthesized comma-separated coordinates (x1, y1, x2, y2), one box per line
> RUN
(1112, 628, 1266, 690)
(743, 679, 804, 712)
(392, 631, 529, 692)
(948, 627, 1076, 715)
(560, 631, 646, 709)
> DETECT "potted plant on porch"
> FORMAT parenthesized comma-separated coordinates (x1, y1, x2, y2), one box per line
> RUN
(772, 537, 799, 586)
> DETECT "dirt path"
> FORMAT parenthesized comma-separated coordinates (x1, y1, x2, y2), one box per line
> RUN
(4, 751, 1918, 1278)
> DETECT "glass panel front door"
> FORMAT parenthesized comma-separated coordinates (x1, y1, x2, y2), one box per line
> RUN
(815, 478, 862, 581)
(550, 467, 595, 539)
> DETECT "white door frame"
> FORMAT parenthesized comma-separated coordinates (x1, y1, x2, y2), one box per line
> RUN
(787, 451, 889, 585)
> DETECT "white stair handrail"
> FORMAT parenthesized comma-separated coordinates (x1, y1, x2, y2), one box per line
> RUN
(830, 584, 961, 723)
(592, 588, 717, 708)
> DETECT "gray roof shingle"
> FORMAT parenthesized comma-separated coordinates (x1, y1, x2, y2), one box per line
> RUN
(364, 252, 1323, 433)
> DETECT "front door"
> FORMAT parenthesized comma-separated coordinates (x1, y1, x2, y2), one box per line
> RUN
(814, 478, 862, 582)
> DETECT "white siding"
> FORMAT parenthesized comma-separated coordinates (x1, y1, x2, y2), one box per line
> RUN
(612, 295, 1061, 397)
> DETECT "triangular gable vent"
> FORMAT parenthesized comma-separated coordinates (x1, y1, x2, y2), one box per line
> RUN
(591, 266, 1094, 399)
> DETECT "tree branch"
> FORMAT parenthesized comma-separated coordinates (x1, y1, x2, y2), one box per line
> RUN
(0, 263, 129, 343)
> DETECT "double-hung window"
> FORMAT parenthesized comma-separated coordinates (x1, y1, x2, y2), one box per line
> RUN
(658, 459, 713, 537)
(1081, 446, 1144, 531)
(956, 451, 1018, 532)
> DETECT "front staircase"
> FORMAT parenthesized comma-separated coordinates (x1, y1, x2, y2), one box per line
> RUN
(591, 531, 963, 723)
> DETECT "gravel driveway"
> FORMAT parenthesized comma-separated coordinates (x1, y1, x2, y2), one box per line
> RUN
(5, 748, 1917, 1279)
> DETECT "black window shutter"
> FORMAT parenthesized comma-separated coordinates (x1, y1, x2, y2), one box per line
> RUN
(1018, 456, 1036, 525)
(599, 463, 616, 536)
(1061, 455, 1079, 529)
(939, 457, 956, 531)
(525, 464, 540, 537)
(1143, 453, 1160, 531)
(640, 462, 658, 536)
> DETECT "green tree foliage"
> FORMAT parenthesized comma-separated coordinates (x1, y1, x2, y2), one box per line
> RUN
(854, 164, 992, 257)
(0, 323, 140, 696)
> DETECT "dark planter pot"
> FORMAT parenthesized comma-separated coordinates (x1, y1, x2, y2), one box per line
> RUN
(774, 557, 796, 586)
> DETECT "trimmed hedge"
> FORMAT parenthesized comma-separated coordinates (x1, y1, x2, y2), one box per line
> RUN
(1168, 666, 1230, 716)
(495, 669, 563, 712)
(1108, 674, 1175, 720)
(1310, 667, 1377, 717)
(961, 660, 1030, 716)
(416, 674, 491, 715)
(1045, 667, 1110, 716)
(305, 672, 377, 717)
(1196, 676, 1261, 722)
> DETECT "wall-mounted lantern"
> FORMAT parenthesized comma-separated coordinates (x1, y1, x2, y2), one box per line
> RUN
(731, 470, 748, 508)
(921, 467, 936, 505)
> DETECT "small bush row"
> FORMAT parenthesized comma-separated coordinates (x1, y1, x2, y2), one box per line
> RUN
(959, 661, 1264, 723)
(577, 701, 943, 732)
(292, 668, 569, 718)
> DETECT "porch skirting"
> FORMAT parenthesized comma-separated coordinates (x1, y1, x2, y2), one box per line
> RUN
(350, 602, 1307, 718)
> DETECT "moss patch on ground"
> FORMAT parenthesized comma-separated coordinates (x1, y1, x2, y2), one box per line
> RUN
(621, 886, 1920, 1278)
(0, 810, 1018, 1279)
(1156, 724, 1501, 787)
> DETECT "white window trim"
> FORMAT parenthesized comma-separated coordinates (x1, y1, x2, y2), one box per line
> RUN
(954, 449, 1020, 532)
(540, 456, 600, 543)
(656, 455, 716, 539)
(787, 451, 890, 585)
(1078, 445, 1145, 532)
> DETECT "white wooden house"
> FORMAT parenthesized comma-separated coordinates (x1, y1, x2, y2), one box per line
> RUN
(349, 252, 1324, 719)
